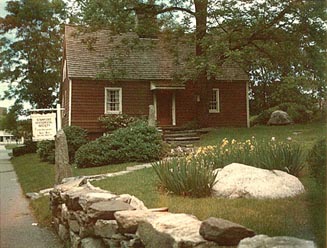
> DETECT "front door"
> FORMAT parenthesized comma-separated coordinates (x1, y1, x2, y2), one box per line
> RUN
(156, 91, 172, 126)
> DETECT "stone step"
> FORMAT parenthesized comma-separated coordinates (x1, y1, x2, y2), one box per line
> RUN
(163, 132, 198, 138)
(165, 136, 200, 142)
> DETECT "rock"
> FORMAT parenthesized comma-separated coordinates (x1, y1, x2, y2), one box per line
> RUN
(200, 217, 255, 246)
(55, 129, 73, 184)
(238, 235, 316, 248)
(94, 220, 119, 238)
(103, 238, 121, 248)
(70, 231, 81, 248)
(79, 224, 94, 238)
(148, 105, 156, 127)
(267, 110, 292, 125)
(114, 210, 168, 233)
(79, 192, 118, 210)
(213, 163, 305, 199)
(80, 237, 106, 248)
(68, 219, 80, 233)
(58, 224, 69, 241)
(26, 192, 41, 200)
(116, 194, 148, 210)
(137, 213, 218, 248)
(87, 200, 135, 220)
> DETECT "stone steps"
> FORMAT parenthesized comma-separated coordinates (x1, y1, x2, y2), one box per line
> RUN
(159, 126, 202, 147)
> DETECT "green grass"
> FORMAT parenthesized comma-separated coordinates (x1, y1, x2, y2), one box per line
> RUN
(11, 153, 138, 193)
(10, 123, 326, 244)
(199, 123, 325, 151)
(93, 168, 315, 240)
(5, 144, 22, 149)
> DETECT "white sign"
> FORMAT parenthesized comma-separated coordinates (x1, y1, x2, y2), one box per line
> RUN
(31, 113, 56, 141)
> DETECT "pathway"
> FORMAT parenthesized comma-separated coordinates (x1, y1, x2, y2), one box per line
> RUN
(0, 145, 62, 248)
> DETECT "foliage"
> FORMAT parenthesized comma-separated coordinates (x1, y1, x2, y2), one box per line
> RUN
(307, 138, 326, 187)
(0, 0, 67, 108)
(75, 121, 163, 168)
(63, 126, 88, 163)
(251, 102, 314, 126)
(75, 0, 326, 120)
(98, 114, 140, 132)
(152, 157, 218, 197)
(12, 140, 37, 157)
(37, 140, 55, 164)
(35, 126, 88, 164)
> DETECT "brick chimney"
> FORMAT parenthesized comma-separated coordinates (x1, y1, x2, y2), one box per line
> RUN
(134, 3, 159, 38)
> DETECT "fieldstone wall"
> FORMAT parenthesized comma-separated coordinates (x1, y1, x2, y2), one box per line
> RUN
(50, 177, 316, 248)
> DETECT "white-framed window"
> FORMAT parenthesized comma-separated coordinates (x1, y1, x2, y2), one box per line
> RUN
(209, 88, 220, 113)
(105, 87, 122, 114)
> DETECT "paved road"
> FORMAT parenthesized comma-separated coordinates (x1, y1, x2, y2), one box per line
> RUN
(0, 145, 62, 248)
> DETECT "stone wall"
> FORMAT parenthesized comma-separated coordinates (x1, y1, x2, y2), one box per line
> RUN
(50, 177, 316, 248)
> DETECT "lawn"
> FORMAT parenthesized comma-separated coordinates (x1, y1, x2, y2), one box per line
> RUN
(10, 122, 326, 246)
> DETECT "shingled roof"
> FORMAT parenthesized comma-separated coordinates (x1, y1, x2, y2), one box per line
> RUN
(64, 25, 248, 81)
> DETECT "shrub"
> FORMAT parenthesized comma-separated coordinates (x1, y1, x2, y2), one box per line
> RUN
(152, 157, 218, 197)
(99, 114, 140, 132)
(35, 126, 88, 164)
(307, 138, 326, 186)
(12, 140, 37, 157)
(251, 102, 313, 126)
(63, 126, 88, 163)
(75, 121, 163, 168)
(37, 140, 55, 164)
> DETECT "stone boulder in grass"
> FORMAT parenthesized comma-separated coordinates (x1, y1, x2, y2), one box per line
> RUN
(212, 163, 305, 199)
(267, 110, 293, 125)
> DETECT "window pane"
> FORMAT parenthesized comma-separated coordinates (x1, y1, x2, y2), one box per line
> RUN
(106, 89, 121, 113)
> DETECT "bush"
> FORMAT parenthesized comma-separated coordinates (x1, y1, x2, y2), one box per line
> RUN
(99, 114, 140, 132)
(307, 138, 326, 186)
(251, 102, 313, 126)
(75, 121, 163, 168)
(37, 140, 55, 164)
(152, 157, 218, 197)
(35, 126, 88, 164)
(63, 126, 88, 163)
(12, 140, 37, 157)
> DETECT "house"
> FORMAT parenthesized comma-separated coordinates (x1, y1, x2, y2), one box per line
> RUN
(61, 25, 249, 139)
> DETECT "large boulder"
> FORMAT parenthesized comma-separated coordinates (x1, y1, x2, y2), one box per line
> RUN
(267, 110, 292, 125)
(212, 163, 305, 199)
(200, 217, 255, 246)
(238, 235, 316, 248)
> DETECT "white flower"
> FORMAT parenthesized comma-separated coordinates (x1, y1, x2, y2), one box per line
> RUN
(271, 137, 276, 141)
(287, 137, 292, 141)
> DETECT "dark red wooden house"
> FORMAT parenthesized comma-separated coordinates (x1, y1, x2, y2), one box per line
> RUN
(61, 25, 249, 138)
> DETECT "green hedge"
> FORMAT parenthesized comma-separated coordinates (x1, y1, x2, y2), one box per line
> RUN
(251, 102, 313, 126)
(36, 126, 88, 164)
(75, 121, 163, 168)
(12, 140, 37, 157)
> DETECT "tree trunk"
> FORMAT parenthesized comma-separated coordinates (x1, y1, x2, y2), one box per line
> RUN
(194, 0, 209, 127)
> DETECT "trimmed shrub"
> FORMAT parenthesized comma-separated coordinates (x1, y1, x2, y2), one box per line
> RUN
(307, 138, 326, 186)
(152, 157, 218, 197)
(12, 140, 37, 157)
(63, 126, 88, 163)
(99, 114, 140, 132)
(36, 126, 88, 164)
(75, 121, 163, 168)
(37, 140, 55, 163)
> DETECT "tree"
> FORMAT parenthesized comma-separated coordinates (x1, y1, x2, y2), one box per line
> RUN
(0, 0, 67, 109)
(76, 0, 326, 116)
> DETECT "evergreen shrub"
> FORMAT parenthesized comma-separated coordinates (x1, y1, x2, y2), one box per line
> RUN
(75, 121, 163, 168)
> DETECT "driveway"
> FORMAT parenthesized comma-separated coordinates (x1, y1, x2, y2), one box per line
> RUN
(0, 145, 62, 248)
